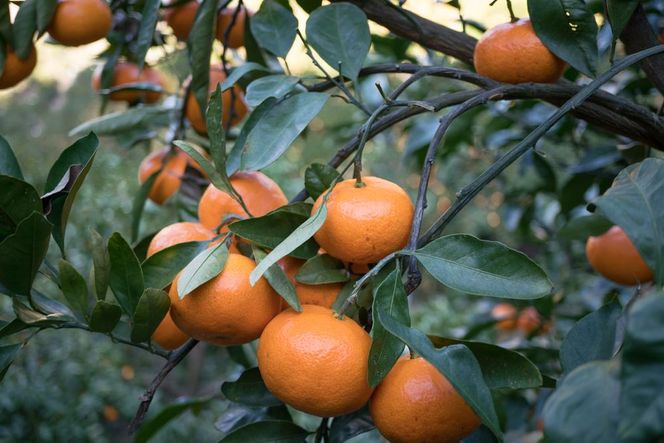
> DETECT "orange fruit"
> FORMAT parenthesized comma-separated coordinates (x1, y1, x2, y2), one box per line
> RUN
(516, 306, 543, 334)
(48, 0, 113, 46)
(311, 176, 414, 264)
(198, 171, 288, 231)
(585, 225, 653, 285)
(257, 305, 373, 416)
(0, 46, 37, 89)
(278, 257, 343, 308)
(370, 357, 481, 443)
(138, 147, 204, 205)
(152, 313, 189, 350)
(165, 0, 198, 41)
(91, 61, 165, 104)
(147, 221, 215, 257)
(216, 7, 249, 49)
(347, 262, 371, 275)
(169, 253, 281, 345)
(491, 303, 518, 330)
(474, 19, 566, 84)
(184, 65, 248, 134)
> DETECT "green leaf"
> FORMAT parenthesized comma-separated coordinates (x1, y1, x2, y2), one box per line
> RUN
(13, 295, 72, 325)
(606, 0, 639, 41)
(35, 0, 57, 33)
(135, 397, 213, 443)
(226, 98, 278, 175)
(252, 246, 300, 312)
(249, 0, 298, 57)
(0, 211, 52, 296)
(295, 253, 348, 284)
(216, 405, 291, 436)
(88, 300, 122, 333)
(242, 92, 328, 170)
(0, 176, 42, 238)
(0, 135, 23, 179)
(304, 163, 339, 200)
(130, 288, 170, 343)
(593, 158, 664, 284)
(12, 0, 37, 59)
(68, 106, 171, 136)
(428, 336, 543, 390)
(376, 309, 502, 439)
(619, 293, 664, 441)
(58, 259, 89, 320)
(174, 140, 239, 200)
(296, 0, 321, 13)
(108, 232, 144, 317)
(0, 318, 32, 339)
(90, 229, 110, 300)
(219, 420, 309, 443)
(560, 301, 622, 374)
(305, 3, 370, 81)
(328, 407, 374, 443)
(0, 1, 12, 45)
(131, 170, 158, 243)
(207, 85, 228, 179)
(134, 0, 160, 69)
(220, 63, 272, 92)
(245, 75, 299, 107)
(412, 234, 553, 299)
(177, 241, 229, 299)
(229, 203, 318, 260)
(249, 202, 327, 286)
(142, 240, 209, 290)
(527, 0, 598, 76)
(187, 0, 217, 116)
(368, 266, 409, 387)
(543, 361, 622, 443)
(221, 367, 282, 407)
(558, 214, 613, 241)
(0, 344, 21, 382)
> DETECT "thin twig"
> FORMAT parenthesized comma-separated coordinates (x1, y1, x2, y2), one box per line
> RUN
(314, 417, 329, 443)
(56, 323, 169, 358)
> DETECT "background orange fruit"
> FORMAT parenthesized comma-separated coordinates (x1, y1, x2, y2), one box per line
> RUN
(198, 171, 288, 231)
(138, 147, 203, 205)
(370, 357, 481, 443)
(0, 46, 37, 89)
(257, 305, 373, 417)
(216, 7, 248, 48)
(278, 257, 343, 308)
(585, 225, 653, 285)
(184, 65, 248, 134)
(491, 303, 518, 330)
(147, 222, 214, 257)
(152, 313, 189, 350)
(165, 0, 198, 41)
(474, 18, 566, 84)
(312, 176, 414, 264)
(48, 0, 113, 46)
(169, 254, 281, 346)
(91, 62, 165, 104)
(517, 306, 543, 334)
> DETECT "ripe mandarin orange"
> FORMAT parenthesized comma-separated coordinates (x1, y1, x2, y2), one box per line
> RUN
(370, 357, 481, 443)
(138, 147, 203, 205)
(491, 303, 518, 330)
(0, 46, 37, 89)
(184, 65, 248, 134)
(147, 222, 214, 257)
(311, 176, 414, 264)
(585, 225, 653, 285)
(216, 7, 249, 49)
(165, 0, 198, 41)
(517, 306, 543, 334)
(169, 254, 281, 345)
(198, 171, 288, 231)
(278, 257, 343, 308)
(257, 305, 373, 416)
(48, 0, 113, 46)
(152, 313, 189, 350)
(91, 61, 165, 104)
(474, 18, 566, 84)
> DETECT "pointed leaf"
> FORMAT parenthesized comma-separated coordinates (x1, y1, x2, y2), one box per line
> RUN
(220, 62, 271, 92)
(68, 106, 171, 136)
(89, 300, 122, 333)
(130, 288, 170, 343)
(328, 407, 374, 443)
(173, 140, 238, 200)
(0, 135, 23, 179)
(245, 75, 299, 107)
(187, 0, 217, 115)
(12, 0, 37, 59)
(142, 240, 209, 289)
(0, 318, 32, 339)
(221, 367, 282, 407)
(134, 0, 160, 69)
(606, 0, 639, 41)
(295, 253, 348, 284)
(177, 241, 229, 299)
(108, 232, 144, 317)
(35, 0, 57, 33)
(226, 98, 278, 175)
(207, 85, 228, 178)
(0, 176, 41, 239)
(250, 0, 298, 57)
(58, 259, 89, 320)
(252, 246, 301, 312)
(90, 229, 110, 300)
(304, 163, 339, 200)
(0, 344, 21, 382)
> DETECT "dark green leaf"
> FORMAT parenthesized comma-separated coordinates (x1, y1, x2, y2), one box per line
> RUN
(88, 300, 122, 333)
(0, 211, 52, 296)
(130, 288, 170, 343)
(252, 246, 301, 312)
(295, 253, 348, 284)
(328, 406, 374, 443)
(90, 229, 110, 300)
(68, 106, 171, 136)
(220, 63, 272, 91)
(0, 318, 31, 339)
(207, 85, 228, 180)
(0, 344, 21, 382)
(229, 203, 318, 260)
(296, 0, 321, 13)
(0, 135, 23, 179)
(177, 241, 229, 299)
(134, 0, 160, 69)
(543, 361, 622, 443)
(108, 232, 144, 317)
(221, 367, 282, 407)
(35, 0, 57, 33)
(593, 158, 664, 284)
(242, 92, 328, 170)
(558, 214, 613, 241)
(606, 0, 639, 41)
(377, 309, 502, 439)
(187, 0, 217, 116)
(0, 1, 12, 45)
(58, 259, 89, 320)
(131, 170, 158, 243)
(305, 3, 370, 81)
(528, 0, 598, 76)
(226, 345, 254, 369)
(0, 176, 42, 237)
(215, 405, 291, 436)
(226, 98, 278, 175)
(250, 0, 298, 57)
(13, 296, 72, 326)
(304, 163, 339, 200)
(135, 397, 213, 443)
(12, 0, 36, 59)
(369, 266, 409, 387)
(245, 75, 299, 107)
(413, 234, 553, 299)
(560, 301, 622, 374)
(219, 420, 309, 443)
(174, 140, 239, 200)
(142, 240, 209, 289)
(44, 132, 98, 192)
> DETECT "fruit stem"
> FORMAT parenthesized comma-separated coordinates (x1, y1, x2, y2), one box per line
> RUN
(314, 417, 329, 443)
(505, 0, 517, 23)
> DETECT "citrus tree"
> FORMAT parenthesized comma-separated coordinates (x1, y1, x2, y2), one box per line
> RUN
(1, 0, 663, 441)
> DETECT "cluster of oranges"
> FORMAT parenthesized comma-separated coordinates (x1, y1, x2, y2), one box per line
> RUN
(491, 303, 549, 335)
